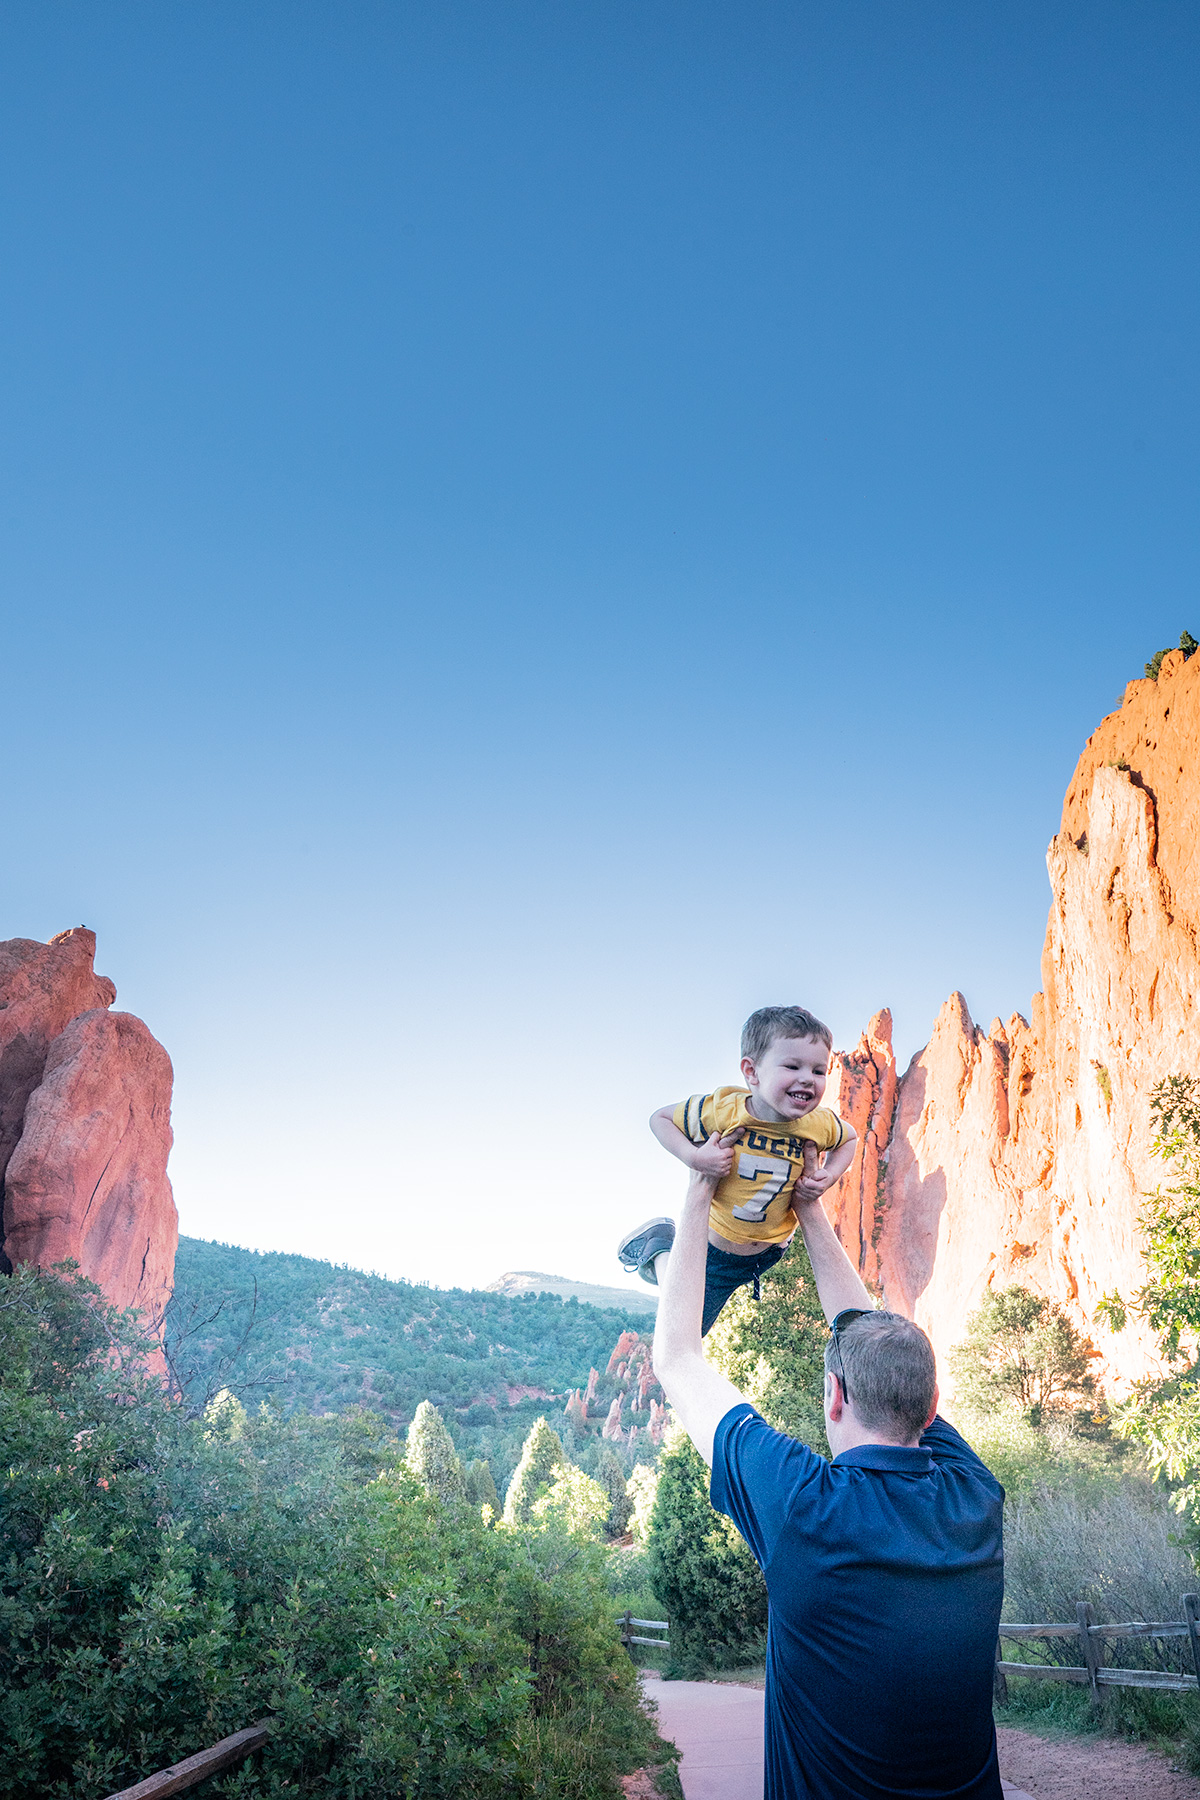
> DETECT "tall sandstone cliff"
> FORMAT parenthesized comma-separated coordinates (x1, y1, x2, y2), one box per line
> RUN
(826, 646, 1200, 1393)
(0, 928, 177, 1322)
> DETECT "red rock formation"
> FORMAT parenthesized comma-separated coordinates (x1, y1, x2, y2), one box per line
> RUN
(827, 648, 1200, 1393)
(0, 929, 177, 1325)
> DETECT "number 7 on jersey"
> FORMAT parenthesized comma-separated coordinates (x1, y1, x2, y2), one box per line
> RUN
(730, 1151, 791, 1223)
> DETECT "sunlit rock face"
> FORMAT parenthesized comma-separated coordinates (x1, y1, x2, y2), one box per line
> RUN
(0, 928, 176, 1324)
(826, 648, 1200, 1392)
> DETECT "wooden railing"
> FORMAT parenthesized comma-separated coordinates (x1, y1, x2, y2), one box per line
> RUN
(102, 1722, 272, 1800)
(995, 1594, 1200, 1702)
(618, 1609, 670, 1651)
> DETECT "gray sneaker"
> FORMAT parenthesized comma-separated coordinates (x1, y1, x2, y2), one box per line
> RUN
(617, 1217, 676, 1286)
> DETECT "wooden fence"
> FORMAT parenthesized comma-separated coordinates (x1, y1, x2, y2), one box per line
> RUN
(102, 1723, 272, 1800)
(996, 1594, 1200, 1702)
(618, 1609, 670, 1652)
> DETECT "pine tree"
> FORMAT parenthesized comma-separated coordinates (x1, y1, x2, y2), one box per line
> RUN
(503, 1416, 566, 1525)
(465, 1457, 500, 1513)
(596, 1445, 633, 1538)
(405, 1399, 467, 1502)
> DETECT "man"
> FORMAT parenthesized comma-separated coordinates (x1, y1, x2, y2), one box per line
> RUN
(652, 1149, 1005, 1800)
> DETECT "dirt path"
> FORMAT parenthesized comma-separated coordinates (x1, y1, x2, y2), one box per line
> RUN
(997, 1726, 1200, 1800)
(635, 1674, 1200, 1799)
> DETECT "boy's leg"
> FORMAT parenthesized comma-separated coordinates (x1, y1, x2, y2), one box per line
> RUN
(700, 1244, 787, 1335)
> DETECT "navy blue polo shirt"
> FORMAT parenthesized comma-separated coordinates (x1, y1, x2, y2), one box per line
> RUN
(711, 1404, 1004, 1800)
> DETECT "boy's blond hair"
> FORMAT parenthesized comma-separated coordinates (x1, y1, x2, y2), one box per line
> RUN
(741, 1005, 833, 1064)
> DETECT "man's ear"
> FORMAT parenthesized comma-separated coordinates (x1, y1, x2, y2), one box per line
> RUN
(825, 1371, 845, 1422)
(740, 1055, 759, 1089)
(923, 1385, 940, 1431)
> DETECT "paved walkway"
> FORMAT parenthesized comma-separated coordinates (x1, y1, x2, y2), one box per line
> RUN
(642, 1675, 1037, 1800)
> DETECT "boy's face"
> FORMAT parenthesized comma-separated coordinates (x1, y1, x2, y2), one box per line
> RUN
(741, 1034, 829, 1121)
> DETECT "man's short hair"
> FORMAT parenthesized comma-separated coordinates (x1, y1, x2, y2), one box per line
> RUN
(741, 1005, 833, 1063)
(823, 1312, 937, 1442)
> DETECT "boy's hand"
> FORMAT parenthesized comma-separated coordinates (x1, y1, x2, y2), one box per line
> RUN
(689, 1127, 744, 1180)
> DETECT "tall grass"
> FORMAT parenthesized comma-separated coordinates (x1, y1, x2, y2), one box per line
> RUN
(957, 1405, 1200, 1752)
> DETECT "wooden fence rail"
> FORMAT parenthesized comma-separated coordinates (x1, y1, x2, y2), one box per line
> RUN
(102, 1722, 272, 1800)
(618, 1609, 670, 1651)
(995, 1594, 1200, 1703)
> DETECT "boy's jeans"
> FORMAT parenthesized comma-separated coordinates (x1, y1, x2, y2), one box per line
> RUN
(701, 1241, 787, 1336)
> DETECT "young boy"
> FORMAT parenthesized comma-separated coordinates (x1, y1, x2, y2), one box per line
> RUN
(618, 1005, 857, 1335)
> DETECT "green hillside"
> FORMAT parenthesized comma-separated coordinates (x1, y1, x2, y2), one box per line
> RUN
(167, 1237, 659, 1490)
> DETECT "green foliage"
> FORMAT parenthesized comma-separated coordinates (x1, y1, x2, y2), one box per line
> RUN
(406, 1399, 467, 1502)
(1145, 629, 1199, 681)
(949, 1285, 1099, 1426)
(504, 1418, 567, 1526)
(167, 1237, 652, 1490)
(646, 1428, 767, 1678)
(1101, 1077, 1200, 1521)
(466, 1458, 500, 1513)
(626, 1464, 659, 1543)
(704, 1238, 829, 1449)
(532, 1464, 610, 1539)
(594, 1448, 632, 1540)
(0, 1264, 673, 1799)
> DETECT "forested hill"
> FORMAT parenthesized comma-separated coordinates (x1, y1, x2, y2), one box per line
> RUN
(168, 1237, 650, 1451)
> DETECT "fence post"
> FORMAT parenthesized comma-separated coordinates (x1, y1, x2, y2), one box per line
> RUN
(1183, 1594, 1200, 1689)
(1077, 1601, 1101, 1704)
(992, 1638, 1008, 1707)
(621, 1610, 632, 1650)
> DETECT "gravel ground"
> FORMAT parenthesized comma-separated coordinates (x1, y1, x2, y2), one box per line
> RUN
(997, 1725, 1200, 1799)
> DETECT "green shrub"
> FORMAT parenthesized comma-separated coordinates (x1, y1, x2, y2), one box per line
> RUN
(504, 1418, 567, 1526)
(0, 1264, 671, 1799)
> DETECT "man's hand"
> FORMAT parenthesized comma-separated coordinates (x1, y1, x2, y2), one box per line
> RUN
(793, 1132, 858, 1207)
(688, 1127, 744, 1180)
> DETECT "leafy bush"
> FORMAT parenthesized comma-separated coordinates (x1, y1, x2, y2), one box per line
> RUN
(533, 1464, 610, 1539)
(0, 1264, 672, 1799)
(504, 1418, 568, 1526)
(704, 1241, 828, 1449)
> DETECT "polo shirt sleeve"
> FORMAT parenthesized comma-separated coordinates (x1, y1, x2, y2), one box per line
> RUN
(710, 1402, 828, 1570)
(921, 1415, 1005, 1498)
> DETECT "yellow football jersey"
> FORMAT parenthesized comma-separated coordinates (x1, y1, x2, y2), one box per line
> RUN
(673, 1085, 846, 1245)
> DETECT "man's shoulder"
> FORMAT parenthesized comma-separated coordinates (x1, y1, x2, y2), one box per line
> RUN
(921, 1415, 1006, 1499)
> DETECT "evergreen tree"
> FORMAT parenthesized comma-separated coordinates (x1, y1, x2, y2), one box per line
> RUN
(595, 1445, 633, 1539)
(950, 1286, 1098, 1426)
(1145, 629, 1199, 680)
(503, 1416, 566, 1525)
(405, 1399, 467, 1502)
(466, 1457, 500, 1513)
(647, 1426, 767, 1677)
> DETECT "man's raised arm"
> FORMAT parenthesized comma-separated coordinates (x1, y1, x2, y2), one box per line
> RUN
(651, 1157, 746, 1468)
(791, 1191, 873, 1323)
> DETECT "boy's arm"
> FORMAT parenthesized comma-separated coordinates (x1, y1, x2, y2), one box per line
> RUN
(650, 1104, 744, 1181)
(792, 1124, 857, 1203)
(652, 1159, 749, 1468)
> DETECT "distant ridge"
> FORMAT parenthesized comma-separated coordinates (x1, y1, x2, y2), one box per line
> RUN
(486, 1269, 657, 1314)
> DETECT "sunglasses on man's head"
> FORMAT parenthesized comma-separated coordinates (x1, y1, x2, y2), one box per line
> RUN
(827, 1307, 870, 1407)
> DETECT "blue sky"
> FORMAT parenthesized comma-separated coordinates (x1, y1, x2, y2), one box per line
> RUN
(1, 2, 1196, 1291)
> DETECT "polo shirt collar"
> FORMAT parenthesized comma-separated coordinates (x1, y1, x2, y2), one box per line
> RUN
(833, 1443, 933, 1474)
